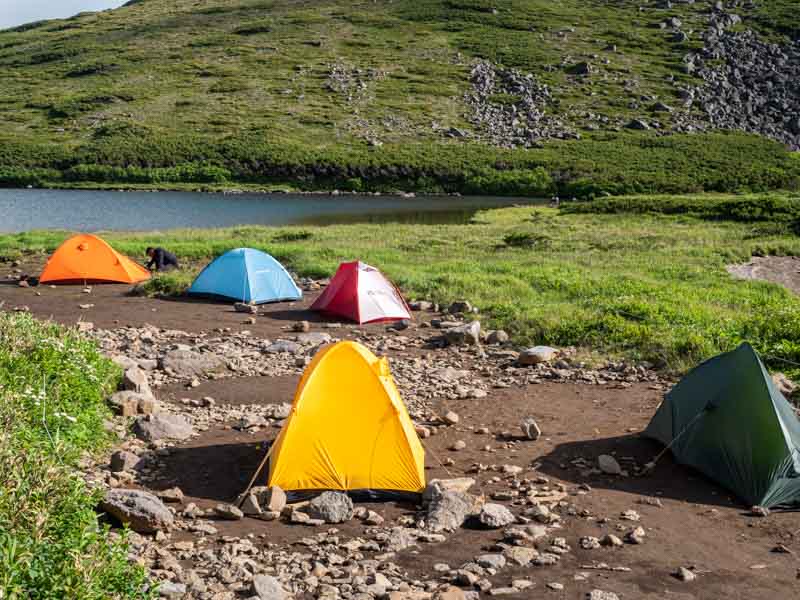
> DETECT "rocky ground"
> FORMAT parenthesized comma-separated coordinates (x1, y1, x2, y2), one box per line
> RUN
(2, 259, 800, 600)
(463, 1, 800, 150)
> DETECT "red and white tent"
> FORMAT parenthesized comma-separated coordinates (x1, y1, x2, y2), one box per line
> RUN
(311, 261, 411, 324)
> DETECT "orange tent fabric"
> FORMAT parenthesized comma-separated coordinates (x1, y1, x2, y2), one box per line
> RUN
(40, 234, 151, 284)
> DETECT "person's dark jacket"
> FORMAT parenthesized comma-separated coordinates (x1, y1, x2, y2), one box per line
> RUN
(147, 248, 179, 271)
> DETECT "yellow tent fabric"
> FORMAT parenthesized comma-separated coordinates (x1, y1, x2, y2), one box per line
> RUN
(267, 341, 425, 493)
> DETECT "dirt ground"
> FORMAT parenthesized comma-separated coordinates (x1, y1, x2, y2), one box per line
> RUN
(726, 256, 800, 295)
(2, 257, 799, 600)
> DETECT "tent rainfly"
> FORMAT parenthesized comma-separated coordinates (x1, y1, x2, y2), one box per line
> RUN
(311, 261, 410, 324)
(188, 248, 302, 304)
(644, 342, 800, 509)
(39, 233, 150, 284)
(266, 341, 425, 496)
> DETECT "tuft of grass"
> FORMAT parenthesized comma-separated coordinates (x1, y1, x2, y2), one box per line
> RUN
(0, 312, 152, 599)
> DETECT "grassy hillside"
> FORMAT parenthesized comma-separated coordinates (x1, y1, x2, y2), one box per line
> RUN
(0, 0, 798, 194)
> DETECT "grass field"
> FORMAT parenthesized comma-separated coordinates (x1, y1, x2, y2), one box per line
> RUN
(4, 194, 800, 374)
(0, 0, 798, 194)
(0, 313, 151, 599)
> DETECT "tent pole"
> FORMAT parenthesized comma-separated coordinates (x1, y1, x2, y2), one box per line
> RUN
(237, 440, 276, 507)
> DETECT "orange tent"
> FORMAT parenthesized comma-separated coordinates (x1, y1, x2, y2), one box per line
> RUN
(40, 234, 151, 284)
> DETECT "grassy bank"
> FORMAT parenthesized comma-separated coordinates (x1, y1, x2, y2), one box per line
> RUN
(0, 313, 151, 599)
(4, 195, 800, 373)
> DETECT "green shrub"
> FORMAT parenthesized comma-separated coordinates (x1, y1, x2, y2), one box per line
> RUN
(0, 313, 152, 599)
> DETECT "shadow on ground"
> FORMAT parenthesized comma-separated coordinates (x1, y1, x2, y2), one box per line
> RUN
(537, 433, 743, 509)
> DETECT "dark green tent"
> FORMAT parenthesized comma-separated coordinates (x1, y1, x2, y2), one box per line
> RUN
(645, 342, 800, 508)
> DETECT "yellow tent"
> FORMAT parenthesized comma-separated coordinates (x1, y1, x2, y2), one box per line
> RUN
(267, 341, 425, 494)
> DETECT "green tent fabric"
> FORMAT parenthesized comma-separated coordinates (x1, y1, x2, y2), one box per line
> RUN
(644, 342, 800, 508)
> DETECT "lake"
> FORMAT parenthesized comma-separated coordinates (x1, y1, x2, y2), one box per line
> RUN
(0, 188, 537, 232)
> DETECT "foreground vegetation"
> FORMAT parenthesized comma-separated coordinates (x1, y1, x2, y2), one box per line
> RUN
(0, 313, 151, 599)
(4, 195, 800, 374)
(1, 0, 798, 194)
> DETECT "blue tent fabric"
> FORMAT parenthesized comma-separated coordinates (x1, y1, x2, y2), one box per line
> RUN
(188, 248, 302, 304)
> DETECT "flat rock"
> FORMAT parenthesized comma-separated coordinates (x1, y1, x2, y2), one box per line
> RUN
(587, 591, 619, 600)
(160, 349, 224, 379)
(423, 478, 475, 504)
(264, 340, 301, 354)
(294, 332, 332, 345)
(101, 488, 173, 533)
(252, 574, 289, 600)
(110, 450, 141, 472)
(444, 321, 481, 346)
(518, 346, 558, 365)
(133, 414, 193, 442)
(109, 390, 157, 417)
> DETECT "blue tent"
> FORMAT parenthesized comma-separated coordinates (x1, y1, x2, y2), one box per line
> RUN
(188, 248, 302, 304)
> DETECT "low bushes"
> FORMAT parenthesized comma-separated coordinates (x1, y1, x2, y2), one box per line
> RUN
(0, 313, 151, 599)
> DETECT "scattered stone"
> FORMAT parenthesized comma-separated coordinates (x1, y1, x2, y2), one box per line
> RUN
(108, 390, 157, 417)
(449, 440, 467, 451)
(426, 490, 478, 532)
(306, 491, 354, 523)
(750, 505, 770, 517)
(100, 488, 174, 533)
(292, 320, 311, 333)
(234, 302, 258, 314)
(423, 478, 475, 503)
(600, 534, 623, 547)
(444, 321, 481, 346)
(487, 330, 509, 345)
(160, 349, 225, 379)
(478, 503, 516, 529)
(625, 526, 646, 544)
(443, 411, 460, 425)
(674, 567, 697, 582)
(132, 414, 193, 442)
(110, 450, 141, 472)
(251, 574, 289, 600)
(476, 553, 507, 570)
(156, 487, 184, 503)
(521, 417, 541, 440)
(518, 346, 558, 365)
(587, 591, 619, 600)
(503, 546, 539, 567)
(214, 503, 244, 520)
(580, 536, 601, 550)
(598, 455, 623, 475)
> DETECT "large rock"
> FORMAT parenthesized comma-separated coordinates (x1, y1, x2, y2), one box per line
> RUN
(109, 390, 157, 417)
(100, 488, 173, 533)
(518, 346, 558, 365)
(306, 491, 353, 523)
(587, 591, 619, 600)
(251, 485, 287, 513)
(160, 349, 225, 379)
(121, 366, 152, 398)
(478, 503, 516, 529)
(110, 450, 141, 472)
(426, 490, 478, 532)
(133, 414, 193, 442)
(444, 321, 481, 346)
(251, 574, 289, 600)
(264, 340, 301, 354)
(423, 478, 475, 504)
(234, 302, 258, 314)
(598, 454, 623, 475)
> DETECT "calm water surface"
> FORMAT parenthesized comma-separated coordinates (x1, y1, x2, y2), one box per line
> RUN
(0, 189, 538, 232)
